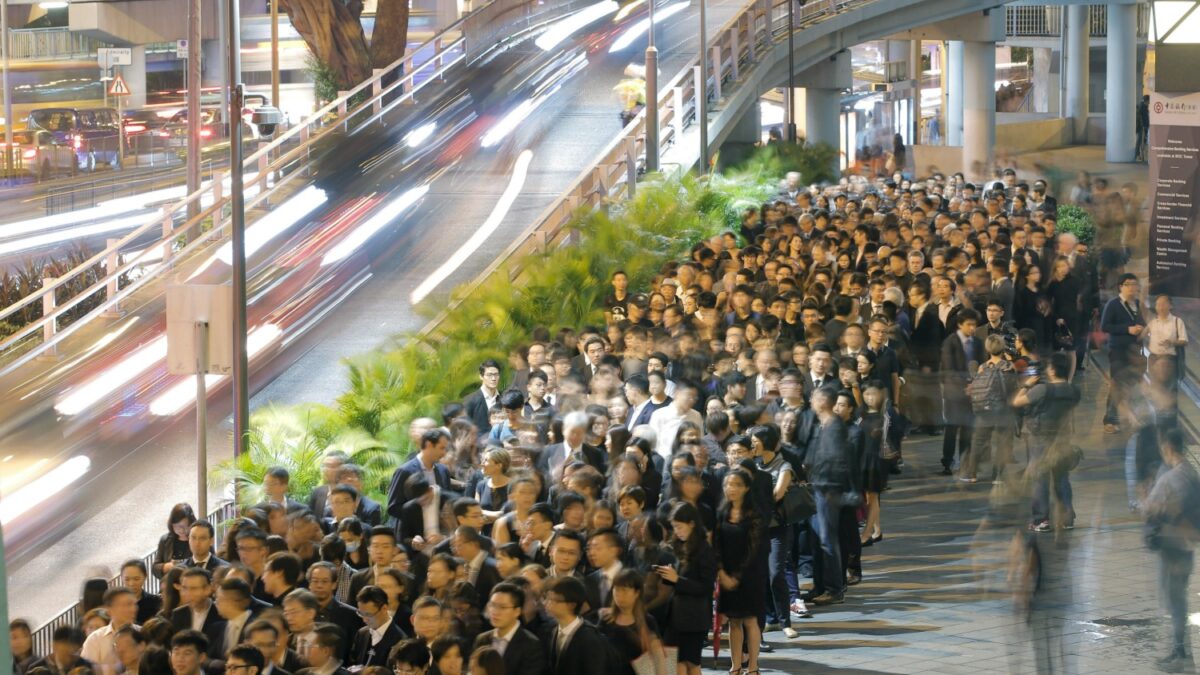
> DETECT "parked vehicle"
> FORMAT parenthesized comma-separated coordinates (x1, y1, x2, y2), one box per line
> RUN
(1, 129, 78, 179)
(27, 106, 123, 172)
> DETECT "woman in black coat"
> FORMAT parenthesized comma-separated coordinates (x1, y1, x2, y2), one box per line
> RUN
(655, 502, 716, 675)
(152, 503, 196, 579)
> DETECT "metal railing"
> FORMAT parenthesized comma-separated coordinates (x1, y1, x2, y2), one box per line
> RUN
(7, 28, 104, 60)
(1005, 4, 1151, 38)
(0, 0, 595, 381)
(422, 0, 861, 330)
(29, 500, 241, 657)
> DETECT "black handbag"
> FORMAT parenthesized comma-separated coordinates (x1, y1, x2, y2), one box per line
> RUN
(780, 482, 815, 524)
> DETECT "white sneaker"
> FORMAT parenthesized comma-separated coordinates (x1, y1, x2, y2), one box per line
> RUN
(783, 626, 799, 639)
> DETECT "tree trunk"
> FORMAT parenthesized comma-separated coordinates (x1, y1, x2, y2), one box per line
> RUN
(280, 0, 373, 89)
(370, 0, 410, 70)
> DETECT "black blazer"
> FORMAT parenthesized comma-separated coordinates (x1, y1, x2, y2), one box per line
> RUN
(474, 626, 547, 675)
(582, 570, 612, 622)
(317, 598, 364, 661)
(398, 499, 442, 550)
(544, 621, 608, 675)
(181, 555, 229, 572)
(469, 558, 503, 608)
(463, 388, 494, 434)
(386, 456, 453, 520)
(664, 543, 717, 633)
(348, 568, 375, 606)
(910, 305, 945, 369)
(170, 605, 227, 658)
(1100, 296, 1146, 353)
(351, 620, 407, 668)
(308, 484, 333, 519)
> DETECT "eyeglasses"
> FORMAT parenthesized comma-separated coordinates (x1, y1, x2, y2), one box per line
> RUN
(227, 665, 255, 672)
(487, 601, 518, 610)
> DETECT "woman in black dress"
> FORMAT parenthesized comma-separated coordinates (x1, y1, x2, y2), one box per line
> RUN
(599, 569, 662, 675)
(714, 468, 768, 675)
(656, 502, 716, 675)
(858, 382, 889, 546)
(475, 448, 512, 537)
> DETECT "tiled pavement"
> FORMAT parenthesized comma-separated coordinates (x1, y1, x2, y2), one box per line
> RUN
(705, 366, 1199, 674)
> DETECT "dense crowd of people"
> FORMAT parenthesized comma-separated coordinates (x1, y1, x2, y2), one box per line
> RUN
(10, 163, 1194, 674)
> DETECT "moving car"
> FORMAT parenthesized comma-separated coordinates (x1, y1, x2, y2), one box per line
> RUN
(27, 106, 124, 171)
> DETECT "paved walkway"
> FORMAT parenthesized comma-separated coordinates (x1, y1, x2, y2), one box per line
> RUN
(719, 367, 1195, 674)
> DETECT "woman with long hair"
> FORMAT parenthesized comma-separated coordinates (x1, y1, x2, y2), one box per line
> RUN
(586, 500, 619, 535)
(492, 476, 539, 546)
(656, 502, 716, 675)
(156, 567, 184, 619)
(10, 619, 35, 674)
(475, 448, 512, 536)
(600, 569, 662, 675)
(448, 418, 483, 496)
(152, 503, 196, 579)
(714, 468, 768, 675)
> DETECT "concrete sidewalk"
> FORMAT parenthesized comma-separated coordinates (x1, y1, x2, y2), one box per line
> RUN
(718, 362, 1191, 674)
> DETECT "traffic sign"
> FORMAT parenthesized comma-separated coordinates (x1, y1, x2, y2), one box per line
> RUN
(176, 39, 188, 59)
(107, 74, 131, 97)
(98, 47, 132, 67)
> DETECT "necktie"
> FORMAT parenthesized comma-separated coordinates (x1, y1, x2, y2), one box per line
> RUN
(555, 628, 566, 664)
(963, 339, 975, 365)
(494, 636, 508, 656)
(600, 574, 610, 602)
(1125, 301, 1137, 319)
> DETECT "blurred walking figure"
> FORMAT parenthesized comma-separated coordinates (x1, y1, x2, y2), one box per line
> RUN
(1142, 429, 1200, 672)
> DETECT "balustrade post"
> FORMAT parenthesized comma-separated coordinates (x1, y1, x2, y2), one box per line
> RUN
(373, 69, 385, 115)
(102, 239, 123, 318)
(711, 45, 722, 101)
(162, 207, 175, 263)
(41, 274, 58, 357)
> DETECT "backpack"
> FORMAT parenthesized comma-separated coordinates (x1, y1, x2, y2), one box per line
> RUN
(968, 363, 1009, 413)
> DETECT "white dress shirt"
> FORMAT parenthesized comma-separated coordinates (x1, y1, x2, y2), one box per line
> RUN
(493, 622, 521, 656)
(648, 405, 703, 460)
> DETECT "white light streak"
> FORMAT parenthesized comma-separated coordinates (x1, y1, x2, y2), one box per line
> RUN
(410, 149, 533, 304)
(536, 1, 619, 51)
(321, 186, 430, 266)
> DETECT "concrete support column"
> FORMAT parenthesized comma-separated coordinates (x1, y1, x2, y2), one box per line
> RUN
(1065, 4, 1089, 142)
(946, 40, 963, 146)
(1106, 2, 1137, 162)
(805, 87, 840, 151)
(126, 46, 148, 110)
(727, 100, 761, 145)
(962, 40, 995, 182)
(909, 40, 921, 144)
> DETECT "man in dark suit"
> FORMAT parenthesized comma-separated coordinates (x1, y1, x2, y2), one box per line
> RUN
(246, 619, 299, 675)
(474, 583, 547, 675)
(261, 466, 308, 515)
(329, 465, 384, 527)
(307, 562, 363, 662)
(582, 529, 624, 620)
(988, 257, 1015, 319)
(398, 476, 450, 554)
(542, 577, 609, 675)
(433, 498, 494, 557)
(297, 624, 353, 675)
(907, 281, 945, 432)
(386, 428, 453, 525)
(453, 526, 502, 608)
(536, 411, 607, 482)
(215, 577, 260, 658)
(623, 375, 656, 429)
(462, 359, 504, 434)
(939, 309, 984, 477)
(571, 336, 608, 386)
(27, 626, 93, 675)
(351, 586, 407, 668)
(1100, 273, 1147, 432)
(308, 451, 348, 520)
(181, 520, 228, 572)
(170, 568, 227, 658)
(349, 526, 401, 602)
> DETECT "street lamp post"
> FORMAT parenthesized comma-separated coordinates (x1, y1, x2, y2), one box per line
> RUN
(697, 0, 708, 173)
(187, 0, 202, 221)
(786, 0, 796, 142)
(227, 0, 249, 458)
(644, 0, 658, 173)
(270, 0, 279, 108)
